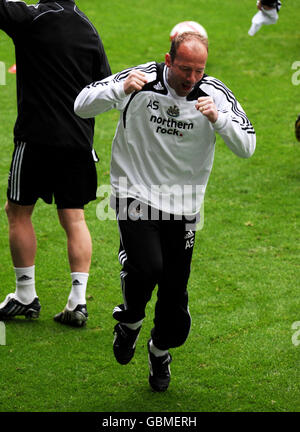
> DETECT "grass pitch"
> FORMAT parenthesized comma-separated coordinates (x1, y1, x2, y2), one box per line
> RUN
(0, 0, 299, 413)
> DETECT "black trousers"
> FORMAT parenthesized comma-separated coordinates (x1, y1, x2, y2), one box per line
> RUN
(113, 198, 197, 351)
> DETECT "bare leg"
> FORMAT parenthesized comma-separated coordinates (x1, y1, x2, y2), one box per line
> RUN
(3, 200, 38, 306)
(55, 208, 91, 323)
(57, 208, 92, 273)
(5, 200, 36, 267)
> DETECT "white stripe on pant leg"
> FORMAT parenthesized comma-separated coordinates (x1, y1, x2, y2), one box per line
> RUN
(120, 270, 128, 309)
(117, 214, 128, 265)
(10, 142, 26, 201)
(117, 212, 129, 309)
(10, 143, 22, 200)
(119, 250, 127, 265)
(16, 142, 26, 201)
(10, 142, 22, 200)
(118, 250, 125, 262)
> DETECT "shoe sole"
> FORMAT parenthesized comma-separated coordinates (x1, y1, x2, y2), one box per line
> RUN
(113, 324, 141, 365)
(149, 376, 169, 392)
(0, 307, 40, 320)
(113, 346, 135, 365)
(25, 309, 40, 319)
(54, 311, 88, 327)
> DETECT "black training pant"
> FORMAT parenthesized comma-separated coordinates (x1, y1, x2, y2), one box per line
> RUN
(113, 199, 197, 351)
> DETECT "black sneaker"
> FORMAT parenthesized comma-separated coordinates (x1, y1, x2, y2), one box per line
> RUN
(54, 304, 88, 327)
(148, 339, 172, 392)
(0, 294, 41, 320)
(113, 323, 141, 365)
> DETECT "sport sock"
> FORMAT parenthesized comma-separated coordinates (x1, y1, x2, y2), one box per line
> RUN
(149, 339, 168, 357)
(67, 272, 89, 310)
(14, 265, 37, 305)
(121, 320, 143, 331)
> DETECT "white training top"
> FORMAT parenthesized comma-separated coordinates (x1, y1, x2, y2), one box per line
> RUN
(75, 62, 256, 216)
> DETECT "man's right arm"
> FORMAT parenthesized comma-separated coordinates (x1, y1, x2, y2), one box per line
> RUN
(0, 0, 35, 37)
(74, 74, 129, 119)
(75, 65, 150, 119)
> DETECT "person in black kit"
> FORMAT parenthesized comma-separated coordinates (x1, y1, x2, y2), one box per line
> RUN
(248, 0, 282, 36)
(0, 0, 111, 326)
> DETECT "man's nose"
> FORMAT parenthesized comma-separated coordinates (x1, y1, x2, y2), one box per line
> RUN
(186, 70, 197, 83)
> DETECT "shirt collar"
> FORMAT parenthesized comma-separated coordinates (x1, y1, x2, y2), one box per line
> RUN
(38, 0, 75, 3)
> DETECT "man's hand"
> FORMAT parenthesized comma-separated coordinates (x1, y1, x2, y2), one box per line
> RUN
(195, 96, 218, 123)
(124, 70, 148, 95)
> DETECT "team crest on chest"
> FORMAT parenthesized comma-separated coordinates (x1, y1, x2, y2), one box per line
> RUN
(167, 105, 180, 118)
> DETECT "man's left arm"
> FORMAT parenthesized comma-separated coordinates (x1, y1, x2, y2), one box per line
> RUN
(196, 89, 256, 158)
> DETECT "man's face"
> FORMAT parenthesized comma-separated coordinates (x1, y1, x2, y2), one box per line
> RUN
(165, 41, 208, 97)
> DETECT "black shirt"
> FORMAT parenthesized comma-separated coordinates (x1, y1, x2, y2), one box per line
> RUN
(0, 0, 111, 149)
(260, 0, 282, 11)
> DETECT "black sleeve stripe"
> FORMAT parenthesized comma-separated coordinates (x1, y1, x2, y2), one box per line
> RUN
(113, 68, 135, 83)
(231, 118, 254, 130)
(113, 62, 157, 84)
(232, 122, 256, 133)
(85, 63, 157, 90)
(202, 77, 255, 132)
(203, 77, 249, 123)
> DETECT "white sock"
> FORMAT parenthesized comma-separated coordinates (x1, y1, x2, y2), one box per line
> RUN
(14, 266, 37, 305)
(122, 320, 143, 331)
(149, 339, 168, 357)
(67, 272, 89, 310)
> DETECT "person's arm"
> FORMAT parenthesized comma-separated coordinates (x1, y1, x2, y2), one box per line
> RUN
(74, 65, 150, 119)
(197, 79, 256, 158)
(95, 45, 112, 82)
(0, 0, 37, 37)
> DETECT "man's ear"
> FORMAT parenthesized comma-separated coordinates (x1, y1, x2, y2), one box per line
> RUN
(165, 53, 171, 67)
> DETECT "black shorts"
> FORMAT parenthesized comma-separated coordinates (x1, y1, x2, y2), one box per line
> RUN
(7, 141, 98, 209)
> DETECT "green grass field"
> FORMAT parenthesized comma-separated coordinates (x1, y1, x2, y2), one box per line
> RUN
(0, 0, 299, 414)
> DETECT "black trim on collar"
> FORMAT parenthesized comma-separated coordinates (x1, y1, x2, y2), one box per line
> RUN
(141, 62, 168, 95)
(38, 0, 75, 3)
(186, 74, 209, 101)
